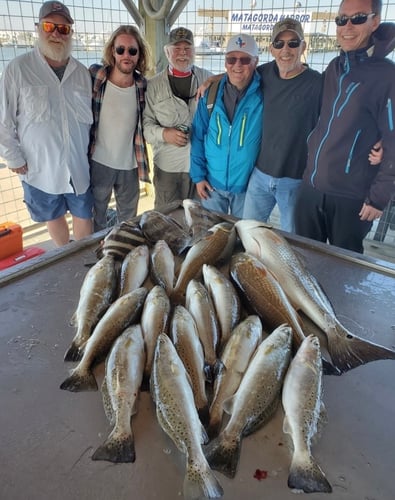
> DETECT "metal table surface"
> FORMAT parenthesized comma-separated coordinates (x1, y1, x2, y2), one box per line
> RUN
(0, 232, 394, 500)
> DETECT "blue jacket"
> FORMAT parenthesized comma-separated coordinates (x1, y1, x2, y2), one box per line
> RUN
(190, 72, 263, 193)
(303, 23, 395, 210)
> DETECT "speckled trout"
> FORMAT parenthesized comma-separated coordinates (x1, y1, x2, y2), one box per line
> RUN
(208, 315, 263, 438)
(92, 325, 146, 463)
(282, 335, 332, 493)
(151, 334, 223, 500)
(64, 254, 118, 362)
(204, 324, 292, 478)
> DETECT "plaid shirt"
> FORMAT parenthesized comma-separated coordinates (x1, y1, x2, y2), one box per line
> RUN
(89, 64, 150, 183)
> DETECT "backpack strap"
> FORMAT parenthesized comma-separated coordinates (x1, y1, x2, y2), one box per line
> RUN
(206, 79, 220, 118)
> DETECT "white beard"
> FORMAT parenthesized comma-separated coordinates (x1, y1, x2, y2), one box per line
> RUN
(37, 36, 72, 64)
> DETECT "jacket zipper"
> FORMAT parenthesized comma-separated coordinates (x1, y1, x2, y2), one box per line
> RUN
(345, 129, 361, 173)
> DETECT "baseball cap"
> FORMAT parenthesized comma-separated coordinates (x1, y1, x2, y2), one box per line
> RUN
(271, 18, 304, 41)
(226, 34, 259, 57)
(39, 1, 74, 24)
(168, 27, 194, 45)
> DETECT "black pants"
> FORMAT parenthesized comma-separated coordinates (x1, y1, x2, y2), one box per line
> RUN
(294, 184, 372, 254)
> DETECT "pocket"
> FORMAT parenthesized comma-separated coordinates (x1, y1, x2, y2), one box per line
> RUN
(20, 86, 49, 122)
(73, 90, 93, 124)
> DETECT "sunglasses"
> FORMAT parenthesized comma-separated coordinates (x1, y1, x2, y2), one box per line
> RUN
(115, 46, 138, 56)
(335, 12, 376, 26)
(225, 56, 252, 65)
(272, 39, 302, 49)
(40, 21, 72, 35)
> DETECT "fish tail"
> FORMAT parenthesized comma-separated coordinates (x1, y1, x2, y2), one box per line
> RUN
(59, 369, 97, 392)
(183, 457, 223, 499)
(92, 430, 135, 463)
(288, 453, 332, 493)
(328, 325, 395, 373)
(63, 342, 84, 362)
(204, 433, 241, 479)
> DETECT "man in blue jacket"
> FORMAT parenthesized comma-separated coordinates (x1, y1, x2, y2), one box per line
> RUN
(190, 34, 263, 217)
(295, 0, 395, 253)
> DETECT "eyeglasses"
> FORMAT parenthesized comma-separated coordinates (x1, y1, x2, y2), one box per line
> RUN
(335, 12, 376, 26)
(115, 46, 138, 56)
(40, 21, 72, 35)
(225, 56, 252, 65)
(272, 39, 302, 49)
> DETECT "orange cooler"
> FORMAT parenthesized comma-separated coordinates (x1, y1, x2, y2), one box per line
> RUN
(0, 222, 23, 260)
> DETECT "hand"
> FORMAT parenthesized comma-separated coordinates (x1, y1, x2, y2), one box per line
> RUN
(163, 127, 189, 147)
(196, 180, 213, 200)
(368, 140, 383, 165)
(359, 203, 383, 221)
(10, 164, 28, 175)
(196, 74, 223, 100)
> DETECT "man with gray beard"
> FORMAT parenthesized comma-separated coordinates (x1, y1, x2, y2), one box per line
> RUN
(0, 1, 93, 247)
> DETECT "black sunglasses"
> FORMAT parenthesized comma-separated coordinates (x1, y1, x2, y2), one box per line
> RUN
(335, 12, 376, 26)
(225, 56, 252, 65)
(115, 46, 138, 56)
(272, 39, 302, 49)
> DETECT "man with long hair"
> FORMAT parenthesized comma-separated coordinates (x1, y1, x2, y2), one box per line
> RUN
(89, 25, 151, 231)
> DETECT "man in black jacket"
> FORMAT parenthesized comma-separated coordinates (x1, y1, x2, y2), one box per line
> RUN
(295, 0, 395, 253)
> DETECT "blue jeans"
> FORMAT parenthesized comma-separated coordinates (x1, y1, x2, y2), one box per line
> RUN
(202, 188, 246, 217)
(243, 168, 302, 232)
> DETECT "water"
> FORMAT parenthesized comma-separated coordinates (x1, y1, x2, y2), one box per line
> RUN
(0, 45, 339, 76)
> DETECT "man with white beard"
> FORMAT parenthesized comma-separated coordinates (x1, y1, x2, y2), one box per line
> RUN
(0, 1, 93, 247)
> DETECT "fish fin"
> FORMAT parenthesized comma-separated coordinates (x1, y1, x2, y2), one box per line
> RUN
(222, 395, 235, 416)
(327, 324, 395, 373)
(63, 342, 84, 362)
(59, 369, 97, 392)
(92, 430, 135, 463)
(183, 457, 224, 499)
(288, 453, 332, 493)
(204, 433, 241, 479)
(69, 312, 77, 327)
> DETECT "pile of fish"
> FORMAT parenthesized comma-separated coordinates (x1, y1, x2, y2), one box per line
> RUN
(59, 199, 395, 499)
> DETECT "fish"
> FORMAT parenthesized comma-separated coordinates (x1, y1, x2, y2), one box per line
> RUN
(185, 279, 220, 378)
(59, 287, 148, 392)
(235, 220, 395, 373)
(282, 335, 332, 493)
(150, 334, 224, 499)
(119, 245, 150, 296)
(139, 210, 191, 255)
(170, 305, 209, 424)
(172, 222, 236, 304)
(140, 285, 171, 380)
(92, 325, 146, 463)
(202, 264, 241, 350)
(150, 239, 175, 295)
(64, 254, 118, 362)
(182, 198, 231, 242)
(204, 324, 293, 478)
(208, 315, 263, 438)
(230, 252, 306, 347)
(96, 220, 147, 260)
